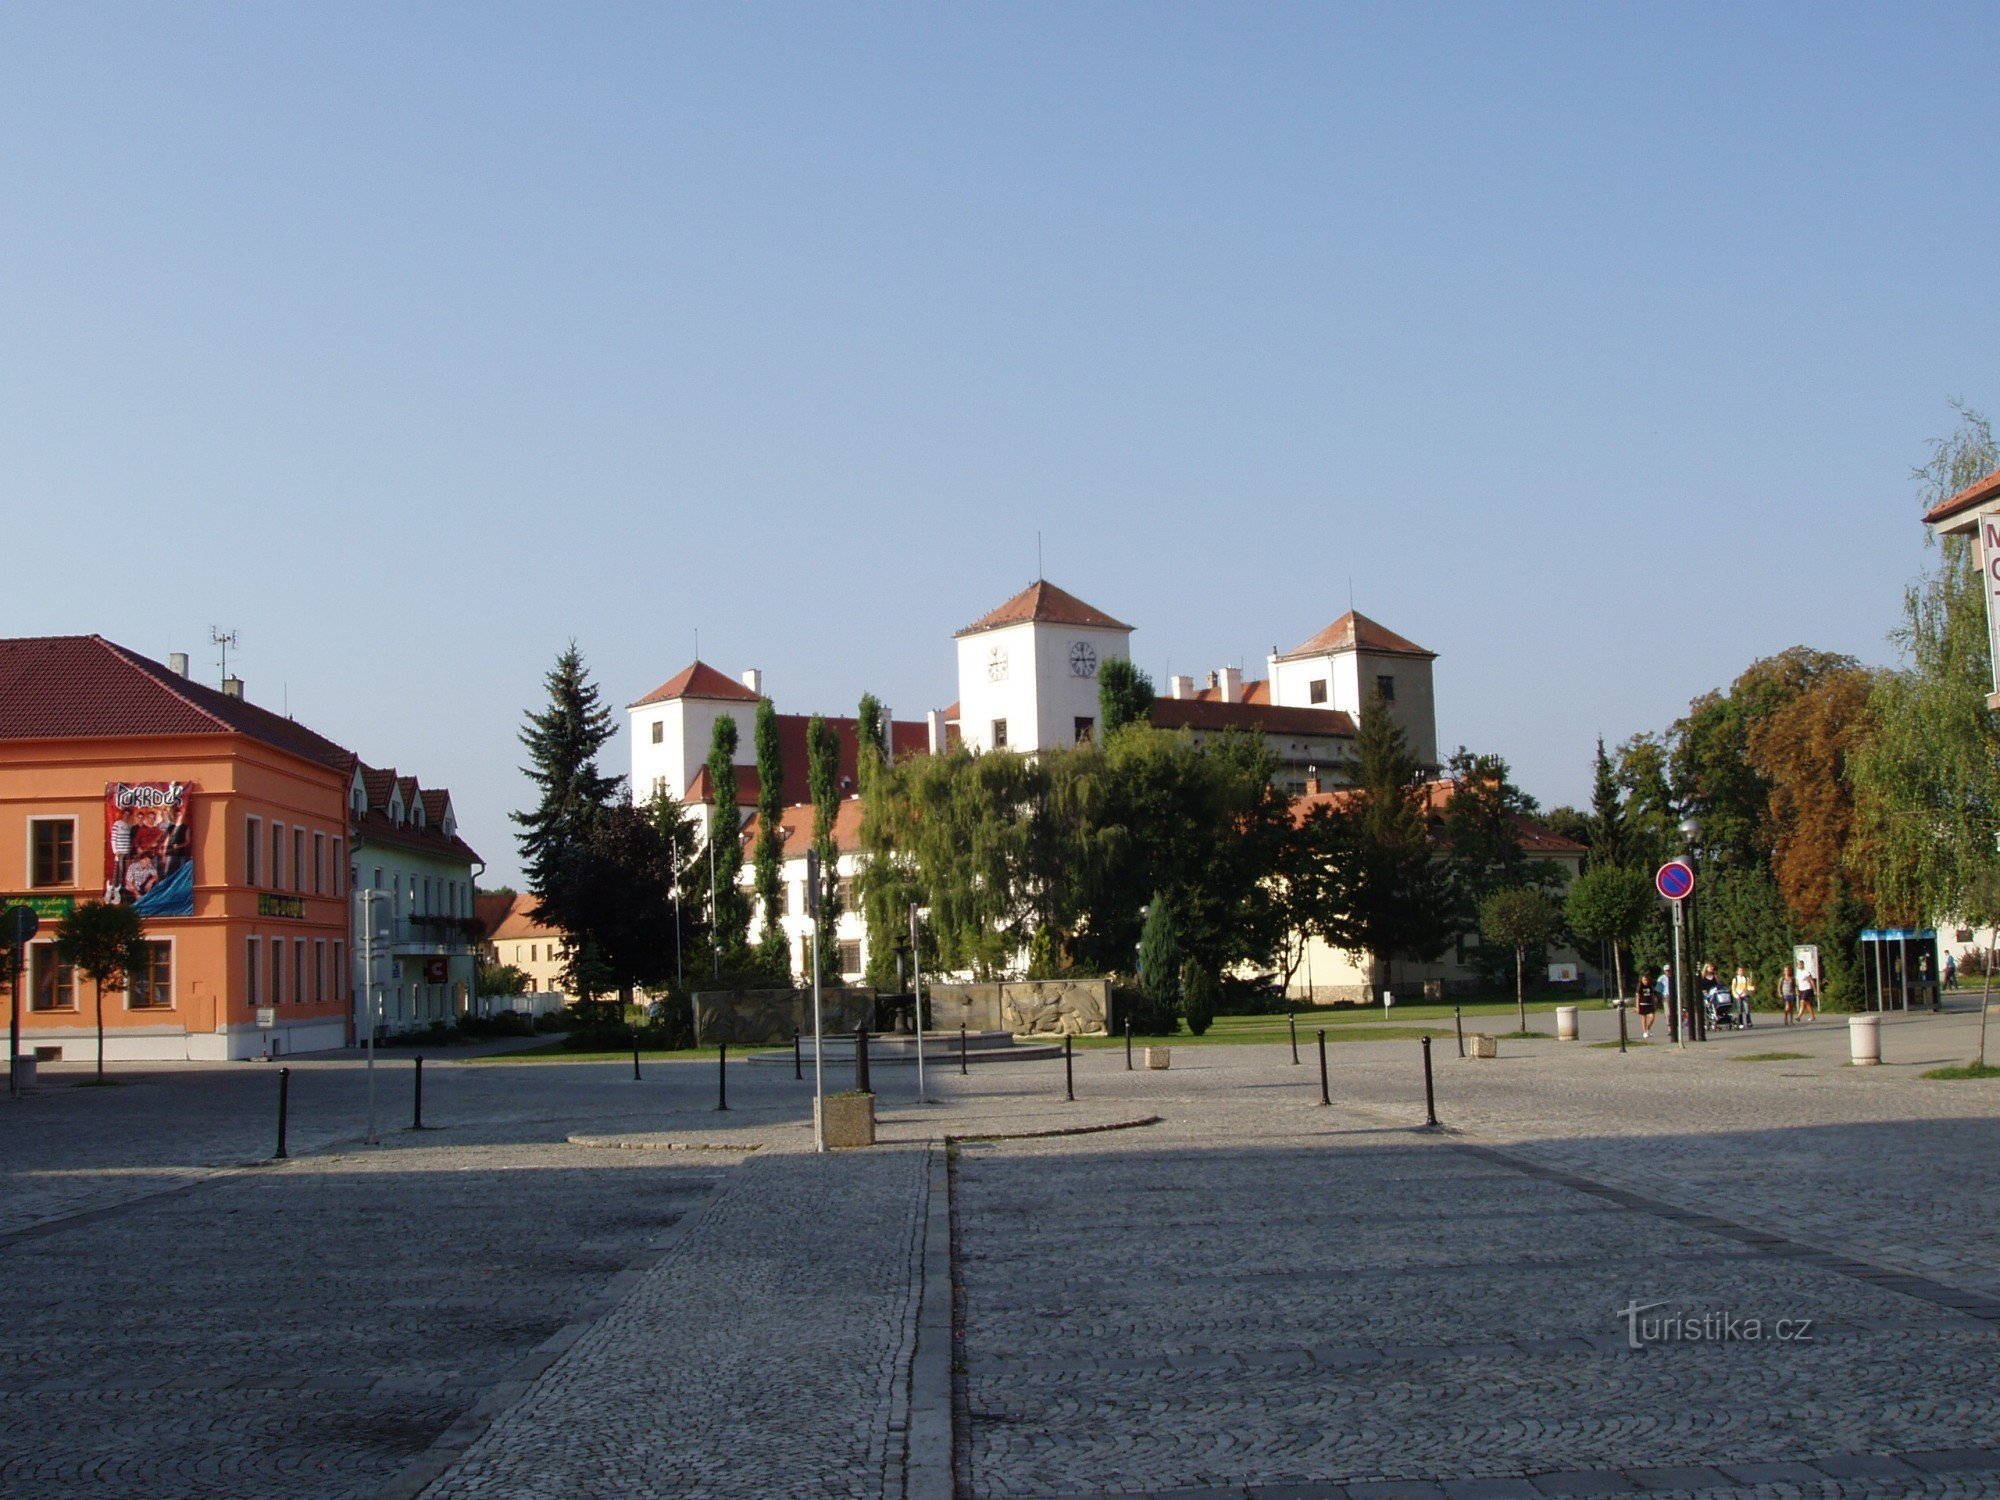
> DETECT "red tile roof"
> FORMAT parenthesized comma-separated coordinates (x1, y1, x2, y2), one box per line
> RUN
(420, 789, 451, 825)
(1923, 463, 2000, 529)
(741, 798, 867, 858)
(489, 893, 561, 941)
(629, 660, 763, 708)
(1279, 611, 1434, 661)
(351, 808, 482, 866)
(680, 716, 928, 807)
(1289, 778, 1586, 855)
(474, 890, 518, 939)
(955, 581, 1133, 637)
(1150, 699, 1357, 737)
(1186, 678, 1272, 705)
(0, 635, 357, 773)
(362, 765, 398, 808)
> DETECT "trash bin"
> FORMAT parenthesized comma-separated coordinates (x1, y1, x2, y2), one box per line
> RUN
(10, 1055, 36, 1092)
(1556, 1005, 1579, 1041)
(1849, 1014, 1881, 1066)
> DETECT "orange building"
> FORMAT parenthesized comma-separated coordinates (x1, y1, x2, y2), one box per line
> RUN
(0, 637, 356, 1060)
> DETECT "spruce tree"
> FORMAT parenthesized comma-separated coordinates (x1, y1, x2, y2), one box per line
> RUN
(1588, 735, 1628, 870)
(513, 644, 620, 900)
(705, 715, 750, 963)
(806, 714, 843, 981)
(752, 698, 786, 965)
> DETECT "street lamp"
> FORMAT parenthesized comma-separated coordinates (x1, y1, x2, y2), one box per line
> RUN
(1679, 816, 1703, 1041)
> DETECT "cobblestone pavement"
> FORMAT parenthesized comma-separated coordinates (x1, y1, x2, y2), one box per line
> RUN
(947, 1011, 2000, 1498)
(6, 1012, 1998, 1498)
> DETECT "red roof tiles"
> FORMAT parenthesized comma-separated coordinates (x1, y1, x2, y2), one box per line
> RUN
(1150, 699, 1357, 737)
(955, 581, 1133, 637)
(680, 715, 927, 807)
(1279, 611, 1433, 661)
(0, 635, 357, 772)
(1923, 463, 2000, 528)
(629, 660, 763, 708)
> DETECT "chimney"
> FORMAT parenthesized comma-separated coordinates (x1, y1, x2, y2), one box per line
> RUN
(1169, 674, 1194, 700)
(1219, 666, 1243, 704)
(168, 652, 189, 678)
(927, 709, 948, 755)
(1206, 670, 1220, 692)
(741, 668, 763, 696)
(1305, 766, 1321, 796)
(222, 676, 245, 700)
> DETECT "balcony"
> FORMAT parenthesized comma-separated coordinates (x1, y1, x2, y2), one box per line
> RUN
(383, 914, 483, 957)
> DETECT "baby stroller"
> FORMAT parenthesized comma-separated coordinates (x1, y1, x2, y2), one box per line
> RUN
(1703, 982, 1740, 1030)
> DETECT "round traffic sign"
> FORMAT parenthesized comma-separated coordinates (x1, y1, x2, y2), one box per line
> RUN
(3, 906, 38, 945)
(1656, 860, 1694, 901)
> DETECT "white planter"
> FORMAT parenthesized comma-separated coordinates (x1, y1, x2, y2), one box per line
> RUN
(1145, 1047, 1172, 1070)
(1555, 1005, 1580, 1041)
(1849, 1014, 1881, 1066)
(1469, 1034, 1497, 1060)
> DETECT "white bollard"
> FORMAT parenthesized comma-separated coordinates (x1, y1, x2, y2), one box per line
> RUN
(1556, 1005, 1579, 1041)
(1849, 1013, 1881, 1066)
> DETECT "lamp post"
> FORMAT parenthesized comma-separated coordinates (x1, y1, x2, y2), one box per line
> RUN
(910, 903, 929, 1106)
(1679, 816, 1704, 1042)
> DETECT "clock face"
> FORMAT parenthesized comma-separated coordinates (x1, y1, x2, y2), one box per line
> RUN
(1069, 640, 1099, 677)
(987, 645, 1009, 681)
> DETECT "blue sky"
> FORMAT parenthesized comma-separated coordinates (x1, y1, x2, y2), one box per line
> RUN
(3, 5, 1995, 884)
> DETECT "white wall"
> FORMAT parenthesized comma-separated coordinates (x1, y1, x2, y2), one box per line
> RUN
(955, 621, 1131, 753)
(628, 696, 758, 810)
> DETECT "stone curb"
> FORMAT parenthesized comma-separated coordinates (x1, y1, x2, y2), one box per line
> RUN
(907, 1143, 955, 1500)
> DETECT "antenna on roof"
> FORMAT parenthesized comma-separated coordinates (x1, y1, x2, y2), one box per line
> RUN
(694, 628, 700, 663)
(209, 626, 238, 687)
(1347, 577, 1354, 613)
(1036, 530, 1043, 581)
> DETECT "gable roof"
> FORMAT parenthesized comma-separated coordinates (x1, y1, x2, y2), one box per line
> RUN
(629, 660, 763, 708)
(1149, 699, 1357, 738)
(1923, 463, 2000, 529)
(1279, 611, 1434, 662)
(489, 893, 561, 941)
(1289, 777, 1586, 855)
(681, 715, 929, 807)
(350, 808, 482, 866)
(955, 580, 1133, 638)
(474, 890, 518, 939)
(0, 635, 357, 773)
(741, 798, 868, 859)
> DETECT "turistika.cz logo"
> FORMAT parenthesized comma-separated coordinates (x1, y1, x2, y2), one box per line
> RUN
(1617, 1301, 1815, 1350)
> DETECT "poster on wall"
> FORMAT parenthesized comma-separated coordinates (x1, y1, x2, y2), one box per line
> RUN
(104, 782, 195, 916)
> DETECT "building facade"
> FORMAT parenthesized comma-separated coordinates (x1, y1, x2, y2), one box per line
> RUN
(0, 637, 354, 1060)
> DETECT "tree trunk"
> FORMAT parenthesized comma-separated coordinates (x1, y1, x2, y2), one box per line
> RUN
(1613, 942, 1626, 1003)
(1515, 948, 1526, 1033)
(1981, 942, 1993, 1070)
(95, 978, 105, 1079)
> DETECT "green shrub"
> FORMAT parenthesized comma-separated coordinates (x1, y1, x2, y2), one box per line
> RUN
(1111, 980, 1179, 1037)
(1180, 962, 1217, 1036)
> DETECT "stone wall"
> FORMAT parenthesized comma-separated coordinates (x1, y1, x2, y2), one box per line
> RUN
(926, 979, 1110, 1037)
(692, 987, 876, 1046)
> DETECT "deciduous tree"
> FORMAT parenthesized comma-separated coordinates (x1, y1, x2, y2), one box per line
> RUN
(1478, 886, 1564, 1032)
(1564, 865, 1654, 1000)
(751, 698, 787, 969)
(54, 900, 147, 1079)
(1097, 658, 1156, 737)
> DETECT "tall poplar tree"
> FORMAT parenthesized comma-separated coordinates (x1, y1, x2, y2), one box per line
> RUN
(705, 714, 750, 963)
(806, 714, 843, 981)
(513, 644, 620, 900)
(751, 698, 786, 966)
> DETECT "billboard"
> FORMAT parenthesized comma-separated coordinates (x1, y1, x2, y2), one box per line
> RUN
(105, 782, 195, 917)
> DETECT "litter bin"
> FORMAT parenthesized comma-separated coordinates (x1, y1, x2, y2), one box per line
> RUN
(1849, 1014, 1881, 1066)
(10, 1055, 36, 1092)
(1556, 1005, 1580, 1041)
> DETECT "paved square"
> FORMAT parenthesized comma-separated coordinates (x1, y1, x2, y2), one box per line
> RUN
(1, 1006, 1996, 1498)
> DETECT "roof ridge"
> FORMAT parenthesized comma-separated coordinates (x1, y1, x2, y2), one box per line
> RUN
(96, 637, 237, 736)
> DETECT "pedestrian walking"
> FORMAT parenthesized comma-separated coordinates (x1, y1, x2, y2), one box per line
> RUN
(1779, 964, 1797, 1025)
(1656, 964, 1674, 1038)
(1731, 965, 1755, 1028)
(1797, 966, 1819, 1023)
(1636, 973, 1658, 1040)
(1944, 952, 1958, 991)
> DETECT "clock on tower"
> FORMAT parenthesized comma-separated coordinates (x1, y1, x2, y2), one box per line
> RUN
(1069, 640, 1099, 677)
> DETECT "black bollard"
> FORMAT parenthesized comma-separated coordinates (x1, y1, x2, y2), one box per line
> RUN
(959, 1023, 968, 1076)
(1317, 1029, 1330, 1107)
(1421, 1035, 1438, 1127)
(1618, 1001, 1628, 1054)
(412, 1055, 425, 1131)
(274, 1066, 291, 1159)
(794, 1029, 803, 1080)
(1124, 1018, 1134, 1071)
(633, 1032, 642, 1082)
(1289, 1010, 1300, 1065)
(1454, 1005, 1465, 1059)
(1064, 1034, 1074, 1102)
(855, 1027, 872, 1096)
(715, 1042, 729, 1111)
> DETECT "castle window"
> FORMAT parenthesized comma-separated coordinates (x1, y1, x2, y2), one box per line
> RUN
(1308, 679, 1327, 704)
(652, 720, 664, 744)
(991, 719, 1008, 748)
(1376, 674, 1396, 702)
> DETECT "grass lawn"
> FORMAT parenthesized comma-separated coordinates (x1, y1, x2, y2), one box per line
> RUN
(1921, 1060, 2000, 1080)
(1734, 1051, 1809, 1063)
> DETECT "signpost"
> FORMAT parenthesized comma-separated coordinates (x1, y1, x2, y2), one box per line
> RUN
(6, 905, 40, 1099)
(1657, 861, 1694, 1047)
(807, 850, 825, 1153)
